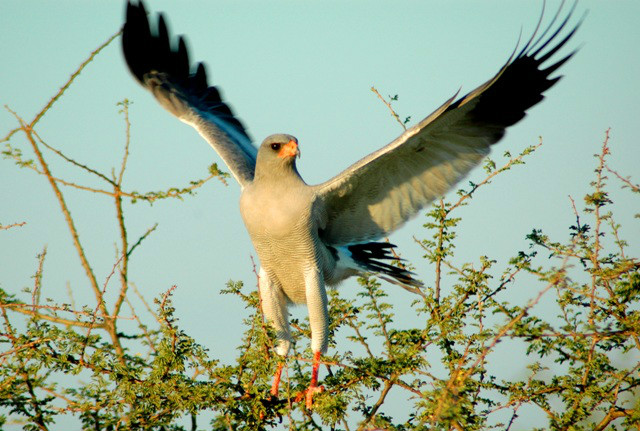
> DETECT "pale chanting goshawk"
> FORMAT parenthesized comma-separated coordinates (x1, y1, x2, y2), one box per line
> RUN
(122, 1, 581, 408)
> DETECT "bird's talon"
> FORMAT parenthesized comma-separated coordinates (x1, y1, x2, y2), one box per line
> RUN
(294, 384, 325, 409)
(305, 384, 325, 409)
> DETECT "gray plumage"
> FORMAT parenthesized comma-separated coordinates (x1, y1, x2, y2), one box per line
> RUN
(123, 0, 581, 378)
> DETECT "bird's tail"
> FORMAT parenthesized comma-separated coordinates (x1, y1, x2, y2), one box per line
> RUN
(339, 242, 423, 291)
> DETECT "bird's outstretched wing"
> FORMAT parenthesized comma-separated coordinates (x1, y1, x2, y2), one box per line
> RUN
(315, 3, 582, 246)
(122, 1, 257, 187)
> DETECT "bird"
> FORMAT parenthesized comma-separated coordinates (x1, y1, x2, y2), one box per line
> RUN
(122, 0, 581, 409)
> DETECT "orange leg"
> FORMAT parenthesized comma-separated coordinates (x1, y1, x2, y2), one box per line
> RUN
(270, 362, 284, 397)
(294, 351, 325, 408)
(306, 351, 324, 408)
(310, 351, 321, 387)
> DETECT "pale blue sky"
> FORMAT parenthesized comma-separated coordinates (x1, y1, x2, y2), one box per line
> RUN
(1, 1, 639, 428)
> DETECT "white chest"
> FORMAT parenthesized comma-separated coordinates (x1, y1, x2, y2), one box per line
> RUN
(240, 182, 315, 239)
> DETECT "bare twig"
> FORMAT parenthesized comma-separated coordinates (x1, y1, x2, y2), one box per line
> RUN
(605, 165, 639, 193)
(32, 128, 114, 185)
(0, 221, 26, 230)
(357, 378, 394, 431)
(370, 86, 407, 131)
(126, 224, 158, 257)
(124, 295, 157, 354)
(30, 30, 122, 129)
(6, 107, 123, 357)
(130, 282, 158, 321)
(1, 303, 132, 325)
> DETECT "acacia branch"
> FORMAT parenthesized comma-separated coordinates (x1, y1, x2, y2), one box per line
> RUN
(30, 30, 121, 129)
(0, 221, 27, 230)
(32, 128, 114, 185)
(370, 86, 407, 131)
(7, 108, 121, 356)
(357, 378, 394, 431)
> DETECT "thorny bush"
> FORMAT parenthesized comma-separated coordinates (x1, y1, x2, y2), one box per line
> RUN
(1, 31, 638, 431)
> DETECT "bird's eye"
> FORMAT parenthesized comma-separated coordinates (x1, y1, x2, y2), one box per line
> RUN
(270, 143, 281, 151)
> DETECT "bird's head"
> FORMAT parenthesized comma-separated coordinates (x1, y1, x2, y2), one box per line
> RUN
(255, 134, 300, 178)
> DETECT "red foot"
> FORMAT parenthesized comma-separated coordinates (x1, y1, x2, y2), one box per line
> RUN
(294, 351, 324, 409)
(303, 383, 325, 409)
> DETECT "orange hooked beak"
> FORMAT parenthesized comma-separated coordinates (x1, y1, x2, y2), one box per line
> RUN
(278, 140, 300, 159)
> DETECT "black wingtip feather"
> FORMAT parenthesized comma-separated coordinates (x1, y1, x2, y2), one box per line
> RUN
(123, 1, 152, 84)
(541, 51, 575, 78)
(122, 0, 250, 141)
(452, 2, 582, 131)
(529, 0, 568, 55)
(534, 24, 580, 65)
(193, 63, 208, 93)
(176, 37, 190, 81)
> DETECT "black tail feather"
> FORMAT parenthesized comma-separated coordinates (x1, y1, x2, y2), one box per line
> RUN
(347, 242, 423, 288)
